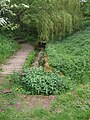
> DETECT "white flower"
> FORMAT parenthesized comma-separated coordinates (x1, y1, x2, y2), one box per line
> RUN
(7, 0, 10, 2)
(22, 4, 29, 8)
(0, 18, 7, 26)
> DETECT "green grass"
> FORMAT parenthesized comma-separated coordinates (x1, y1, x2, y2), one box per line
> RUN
(0, 77, 90, 120)
(23, 50, 36, 69)
(0, 34, 19, 64)
(46, 27, 90, 83)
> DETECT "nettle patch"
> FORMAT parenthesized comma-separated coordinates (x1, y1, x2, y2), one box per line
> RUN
(18, 67, 71, 95)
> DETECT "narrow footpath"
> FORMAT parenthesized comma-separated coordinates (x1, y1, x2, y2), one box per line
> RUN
(0, 43, 33, 76)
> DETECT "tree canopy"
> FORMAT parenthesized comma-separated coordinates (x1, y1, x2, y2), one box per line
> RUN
(8, 0, 82, 41)
(1, 0, 88, 41)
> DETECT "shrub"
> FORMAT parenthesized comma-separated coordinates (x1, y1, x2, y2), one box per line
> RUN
(46, 27, 90, 83)
(20, 67, 71, 95)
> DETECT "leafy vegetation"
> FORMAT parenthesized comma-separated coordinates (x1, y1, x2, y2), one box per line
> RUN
(46, 27, 90, 83)
(0, 0, 89, 42)
(17, 67, 71, 95)
(82, 18, 90, 27)
(80, 0, 90, 28)
(0, 0, 90, 120)
(0, 0, 82, 42)
(0, 0, 10, 26)
(81, 0, 90, 17)
(0, 0, 17, 28)
(23, 50, 36, 69)
(0, 35, 19, 64)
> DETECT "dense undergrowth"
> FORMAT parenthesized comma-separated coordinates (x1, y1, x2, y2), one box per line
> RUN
(46, 27, 90, 83)
(20, 67, 71, 95)
(0, 35, 19, 64)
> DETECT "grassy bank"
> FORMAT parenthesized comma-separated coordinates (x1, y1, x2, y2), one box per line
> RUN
(46, 27, 90, 83)
(0, 35, 19, 64)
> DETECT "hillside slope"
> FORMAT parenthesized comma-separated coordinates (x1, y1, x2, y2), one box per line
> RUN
(46, 27, 90, 83)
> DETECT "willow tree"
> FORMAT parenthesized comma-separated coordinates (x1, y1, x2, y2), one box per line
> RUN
(11, 0, 82, 41)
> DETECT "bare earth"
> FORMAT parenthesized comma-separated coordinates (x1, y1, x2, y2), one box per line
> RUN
(0, 43, 33, 76)
(15, 95, 55, 110)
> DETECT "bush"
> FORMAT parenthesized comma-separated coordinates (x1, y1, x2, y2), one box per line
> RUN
(46, 27, 90, 83)
(20, 67, 71, 95)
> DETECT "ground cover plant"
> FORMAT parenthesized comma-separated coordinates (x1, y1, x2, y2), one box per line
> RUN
(0, 35, 19, 64)
(23, 50, 36, 69)
(19, 67, 71, 95)
(46, 27, 90, 83)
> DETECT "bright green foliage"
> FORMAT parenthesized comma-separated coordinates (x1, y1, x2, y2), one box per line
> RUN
(0, 35, 19, 64)
(46, 27, 90, 83)
(23, 50, 36, 68)
(20, 67, 71, 95)
(11, 0, 82, 41)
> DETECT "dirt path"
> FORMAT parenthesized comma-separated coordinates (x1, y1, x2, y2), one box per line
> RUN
(0, 43, 33, 76)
